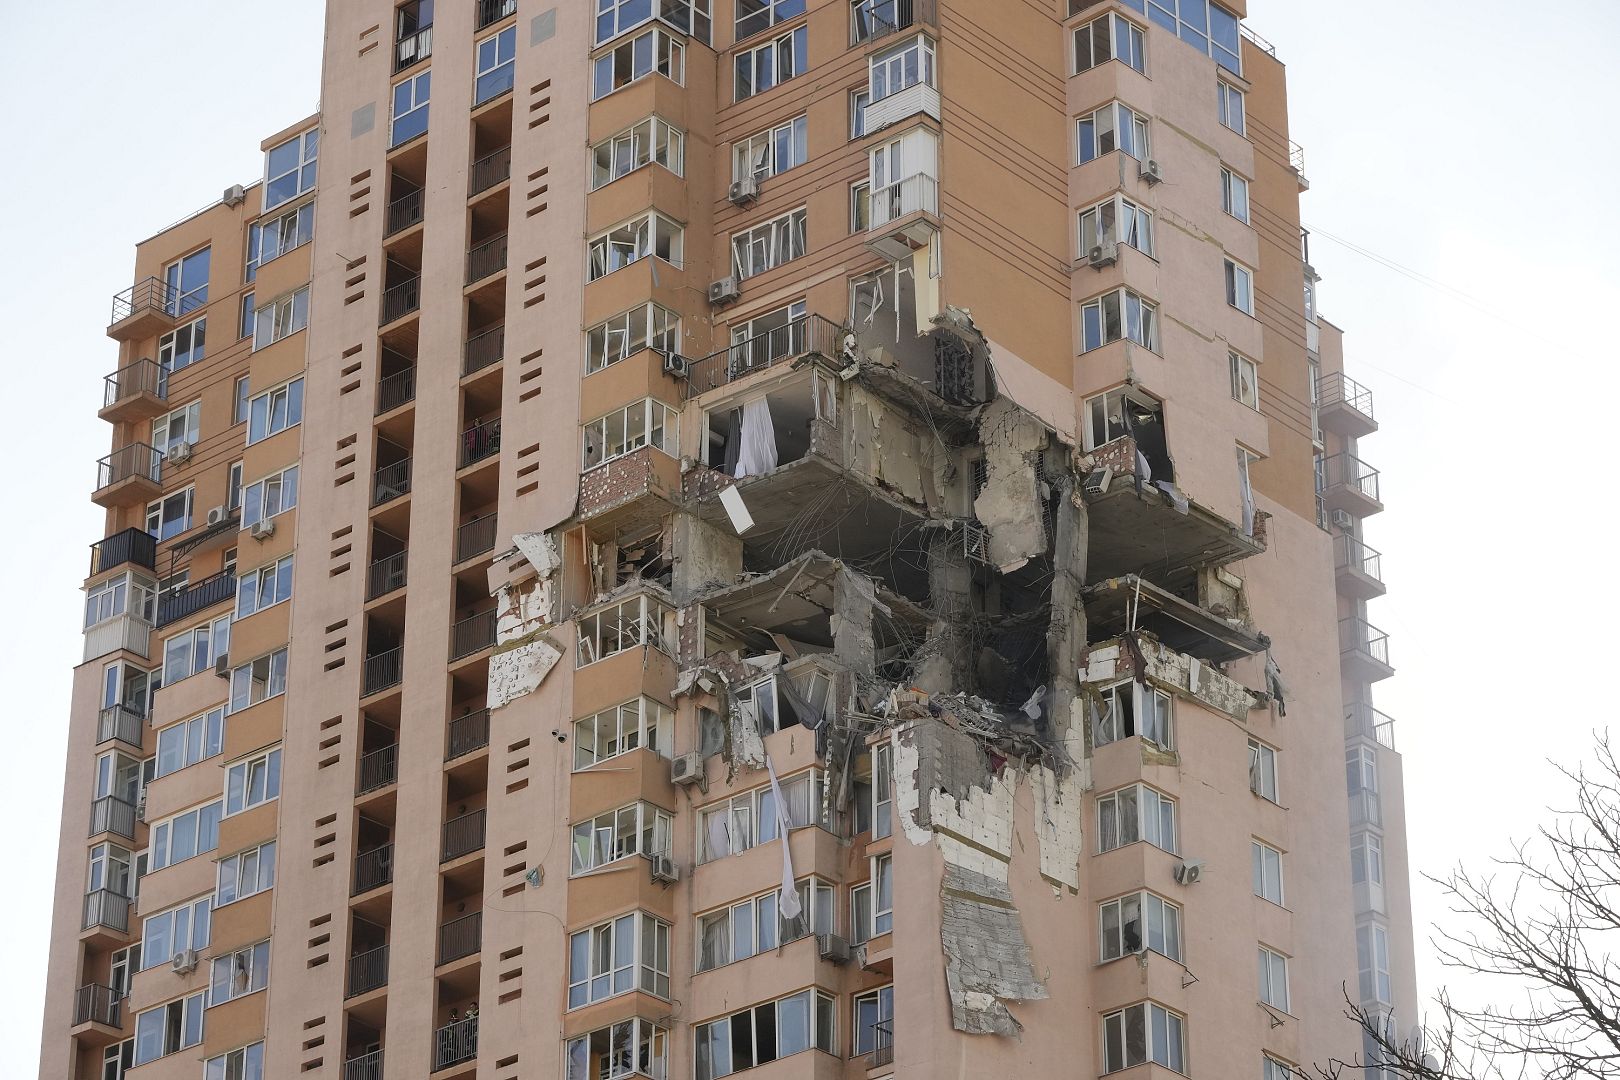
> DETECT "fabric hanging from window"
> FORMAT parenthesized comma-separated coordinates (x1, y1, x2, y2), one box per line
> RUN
(734, 397, 778, 478)
(766, 757, 802, 920)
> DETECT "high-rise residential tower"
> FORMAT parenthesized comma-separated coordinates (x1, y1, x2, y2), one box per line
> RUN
(41, 2, 1417, 1078)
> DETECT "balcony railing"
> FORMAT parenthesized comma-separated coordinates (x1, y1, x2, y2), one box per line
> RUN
(686, 313, 847, 397)
(73, 983, 122, 1028)
(456, 514, 498, 564)
(345, 1050, 383, 1080)
(438, 911, 482, 965)
(90, 527, 157, 576)
(464, 325, 504, 376)
(89, 796, 137, 841)
(156, 571, 236, 628)
(466, 234, 508, 285)
(347, 944, 390, 997)
(363, 647, 404, 696)
(395, 25, 432, 71)
(870, 172, 938, 229)
(110, 276, 184, 326)
(854, 0, 915, 43)
(450, 609, 497, 661)
(357, 744, 399, 794)
(377, 367, 417, 414)
(367, 552, 408, 601)
(442, 809, 487, 862)
(1320, 453, 1381, 504)
(386, 189, 425, 236)
(447, 709, 491, 761)
(434, 1015, 479, 1071)
(82, 889, 130, 933)
(354, 843, 394, 894)
(867, 1021, 895, 1068)
(459, 418, 501, 469)
(103, 358, 168, 411)
(97, 703, 145, 749)
(477, 0, 517, 30)
(96, 444, 161, 493)
(1350, 787, 1383, 828)
(373, 459, 413, 507)
(1334, 534, 1383, 585)
(1348, 702, 1397, 750)
(470, 145, 512, 197)
(381, 277, 421, 325)
(1290, 140, 1308, 179)
(1319, 371, 1376, 422)
(1340, 617, 1392, 667)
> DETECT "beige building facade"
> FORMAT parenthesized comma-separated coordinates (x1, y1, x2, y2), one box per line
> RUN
(41, 2, 1417, 1079)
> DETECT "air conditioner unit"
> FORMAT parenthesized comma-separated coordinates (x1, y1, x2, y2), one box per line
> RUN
(728, 176, 760, 207)
(171, 949, 199, 975)
(1088, 243, 1119, 270)
(214, 653, 231, 678)
(250, 519, 276, 542)
(222, 184, 247, 207)
(817, 934, 852, 964)
(1330, 509, 1354, 530)
(1139, 158, 1164, 184)
(1172, 858, 1205, 886)
(165, 443, 193, 465)
(708, 277, 742, 306)
(1081, 465, 1114, 500)
(650, 855, 680, 884)
(661, 351, 690, 379)
(135, 792, 148, 822)
(206, 506, 228, 527)
(670, 752, 704, 786)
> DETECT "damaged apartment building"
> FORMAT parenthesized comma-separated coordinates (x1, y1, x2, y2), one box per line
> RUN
(43, 2, 1417, 1080)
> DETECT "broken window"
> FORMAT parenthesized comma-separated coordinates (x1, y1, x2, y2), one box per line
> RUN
(1229, 351, 1259, 409)
(565, 1018, 669, 1080)
(703, 374, 821, 477)
(1080, 287, 1158, 352)
(872, 853, 893, 934)
(1083, 388, 1175, 483)
(581, 398, 680, 470)
(850, 880, 873, 944)
(871, 742, 892, 839)
(1101, 1001, 1185, 1073)
(694, 989, 836, 1080)
(736, 675, 805, 736)
(1099, 891, 1181, 962)
(700, 771, 829, 863)
(727, 299, 807, 377)
(587, 212, 684, 281)
(1077, 101, 1150, 164)
(1248, 738, 1278, 802)
(1078, 193, 1154, 258)
(1092, 682, 1172, 751)
(731, 208, 807, 280)
(570, 801, 672, 874)
(1237, 445, 1258, 535)
(1097, 783, 1177, 854)
(585, 302, 680, 375)
(575, 594, 676, 665)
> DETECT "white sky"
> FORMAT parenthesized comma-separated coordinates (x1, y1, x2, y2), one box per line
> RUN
(1, 0, 1616, 1063)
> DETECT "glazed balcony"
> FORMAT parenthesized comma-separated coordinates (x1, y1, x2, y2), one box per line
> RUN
(88, 796, 137, 842)
(1319, 372, 1377, 438)
(441, 809, 486, 862)
(93, 444, 161, 508)
(1318, 453, 1383, 518)
(686, 313, 846, 398)
(1334, 533, 1385, 600)
(347, 944, 390, 997)
(438, 911, 482, 965)
(447, 709, 491, 761)
(107, 277, 182, 341)
(90, 527, 157, 577)
(1340, 617, 1395, 683)
(100, 358, 168, 424)
(155, 570, 236, 628)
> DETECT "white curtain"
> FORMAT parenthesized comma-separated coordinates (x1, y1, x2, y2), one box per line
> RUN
(734, 397, 778, 478)
(767, 758, 802, 920)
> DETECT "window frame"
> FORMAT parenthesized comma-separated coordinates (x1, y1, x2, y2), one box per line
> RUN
(263, 129, 318, 212)
(1230, 351, 1259, 409)
(570, 800, 674, 875)
(1218, 80, 1246, 135)
(697, 768, 830, 864)
(157, 316, 207, 373)
(580, 398, 681, 471)
(148, 800, 224, 872)
(573, 696, 674, 769)
(1252, 839, 1285, 905)
(474, 24, 517, 105)
(140, 895, 212, 970)
(390, 69, 431, 148)
(733, 114, 809, 183)
(1092, 680, 1173, 750)
(1259, 944, 1291, 1013)
(151, 400, 201, 455)
(1357, 922, 1393, 1006)
(735, 24, 808, 102)
(1080, 287, 1159, 353)
(252, 286, 311, 351)
(731, 207, 808, 280)
(205, 1042, 266, 1080)
(224, 747, 282, 817)
(694, 988, 836, 1080)
(585, 302, 681, 375)
(216, 840, 277, 906)
(246, 376, 305, 445)
(1073, 11, 1145, 74)
(164, 247, 211, 318)
(586, 211, 685, 281)
(145, 487, 195, 543)
(1078, 193, 1155, 259)
(245, 201, 315, 281)
(1101, 1000, 1186, 1074)
(869, 33, 935, 102)
(695, 878, 833, 973)
(160, 614, 230, 686)
(240, 464, 299, 529)
(1248, 737, 1279, 802)
(208, 939, 271, 1006)
(1077, 100, 1150, 164)
(1097, 783, 1178, 855)
(736, 0, 806, 41)
(228, 647, 289, 713)
(236, 554, 294, 619)
(591, 27, 686, 101)
(853, 984, 895, 1056)
(1099, 890, 1182, 963)
(153, 707, 224, 779)
(575, 592, 676, 665)
(595, 0, 712, 47)
(1225, 257, 1256, 315)
(133, 992, 205, 1066)
(590, 116, 686, 191)
(1221, 166, 1251, 223)
(566, 911, 672, 1008)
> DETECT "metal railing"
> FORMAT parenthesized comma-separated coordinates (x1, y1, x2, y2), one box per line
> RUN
(73, 983, 122, 1028)
(459, 418, 501, 469)
(447, 710, 491, 761)
(442, 809, 487, 862)
(870, 172, 938, 229)
(456, 514, 498, 564)
(345, 1050, 384, 1080)
(1290, 140, 1307, 176)
(347, 944, 390, 997)
(91, 527, 157, 576)
(396, 25, 433, 70)
(686, 313, 846, 397)
(363, 647, 404, 696)
(1319, 372, 1375, 421)
(96, 444, 161, 493)
(381, 277, 421, 325)
(1320, 453, 1381, 504)
(450, 609, 497, 661)
(357, 744, 399, 794)
(438, 911, 482, 965)
(866, 1021, 894, 1067)
(854, 0, 915, 43)
(434, 1015, 479, 1071)
(354, 843, 395, 894)
(1240, 22, 1278, 57)
(470, 145, 512, 196)
(103, 358, 168, 410)
(110, 276, 182, 326)
(1340, 618, 1391, 667)
(466, 234, 508, 285)
(82, 889, 130, 933)
(1348, 702, 1397, 751)
(477, 0, 516, 30)
(156, 571, 236, 628)
(464, 325, 504, 376)
(377, 367, 417, 415)
(1334, 534, 1383, 585)
(367, 552, 408, 601)
(97, 703, 145, 748)
(372, 459, 413, 507)
(89, 796, 137, 841)
(386, 189, 424, 236)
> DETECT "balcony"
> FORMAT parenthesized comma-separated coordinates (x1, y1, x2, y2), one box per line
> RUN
(1290, 139, 1310, 190)
(347, 944, 390, 997)
(867, 171, 940, 262)
(1334, 533, 1385, 600)
(865, 80, 941, 133)
(396, 26, 432, 71)
(854, 0, 917, 43)
(367, 552, 408, 601)
(459, 418, 501, 469)
(72, 983, 123, 1030)
(354, 843, 395, 895)
(92, 444, 161, 508)
(96, 703, 145, 750)
(867, 1021, 895, 1069)
(89, 796, 137, 841)
(107, 277, 181, 341)
(372, 459, 413, 507)
(357, 744, 399, 795)
(363, 647, 404, 696)
(1340, 617, 1395, 683)
(84, 614, 152, 664)
(345, 1051, 383, 1080)
(476, 0, 516, 30)
(1347, 702, 1396, 750)
(464, 325, 504, 376)
(466, 234, 508, 285)
(686, 313, 846, 398)
(1086, 573, 1266, 664)
(100, 358, 168, 424)
(1349, 787, 1383, 828)
(441, 809, 487, 862)
(386, 189, 424, 236)
(434, 1015, 479, 1071)
(156, 571, 236, 628)
(469, 146, 512, 197)
(90, 528, 157, 577)
(82, 889, 130, 935)
(1319, 453, 1383, 518)
(381, 276, 421, 326)
(455, 514, 498, 564)
(438, 911, 482, 965)
(447, 709, 491, 761)
(450, 609, 497, 661)
(1319, 373, 1377, 437)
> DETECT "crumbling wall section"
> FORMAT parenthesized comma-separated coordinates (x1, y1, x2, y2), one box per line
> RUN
(973, 397, 1050, 572)
(487, 532, 564, 709)
(672, 513, 743, 604)
(1083, 634, 1261, 721)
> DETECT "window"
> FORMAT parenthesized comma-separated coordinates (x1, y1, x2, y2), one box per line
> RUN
(1225, 258, 1255, 315)
(853, 985, 893, 1057)
(239, 294, 254, 340)
(736, 0, 804, 40)
(236, 555, 293, 618)
(245, 202, 314, 281)
(596, 0, 712, 46)
(217, 841, 277, 907)
(141, 897, 211, 969)
(149, 801, 223, 872)
(391, 70, 430, 146)
(145, 489, 194, 543)
(580, 398, 680, 472)
(474, 25, 517, 104)
(1230, 352, 1258, 409)
(699, 770, 829, 862)
(93, 749, 142, 807)
(110, 946, 140, 998)
(1100, 891, 1182, 962)
(240, 465, 299, 529)
(1252, 840, 1284, 904)
(1141, 0, 1242, 73)
(164, 248, 211, 317)
(1263, 1057, 1294, 1080)
(85, 574, 155, 629)
(587, 212, 684, 280)
(209, 941, 270, 1005)
(1102, 1001, 1186, 1074)
(1237, 444, 1257, 535)
(1074, 12, 1145, 74)
(850, 89, 870, 139)
(585, 303, 680, 374)
(573, 697, 673, 768)
(1081, 288, 1158, 352)
(162, 616, 231, 685)
(567, 912, 671, 1007)
(103, 1039, 134, 1080)
(871, 33, 935, 102)
(591, 117, 685, 190)
(1092, 681, 1172, 749)
(1248, 738, 1278, 802)
(154, 708, 224, 779)
(566, 1019, 670, 1080)
(592, 28, 685, 101)
(1079, 194, 1154, 258)
(872, 742, 892, 838)
(1347, 745, 1379, 796)
(101, 661, 154, 720)
(723, 300, 808, 379)
(133, 992, 205, 1065)
(229, 648, 289, 713)
(225, 748, 282, 816)
(1357, 923, 1393, 1005)
(158, 317, 206, 373)
(1221, 167, 1251, 223)
(1350, 831, 1384, 888)
(851, 0, 904, 42)
(736, 25, 807, 100)
(1218, 81, 1245, 135)
(872, 853, 893, 935)
(850, 180, 870, 232)
(1077, 101, 1149, 163)
(571, 802, 672, 873)
(152, 402, 201, 455)
(264, 129, 318, 211)
(575, 593, 676, 664)
(205, 1042, 265, 1080)
(88, 842, 133, 897)
(234, 377, 251, 424)
(733, 115, 808, 183)
(695, 989, 836, 1080)
(247, 377, 305, 444)
(697, 883, 827, 971)
(1097, 784, 1177, 854)
(1259, 946, 1291, 1012)
(731, 208, 807, 280)
(253, 287, 310, 350)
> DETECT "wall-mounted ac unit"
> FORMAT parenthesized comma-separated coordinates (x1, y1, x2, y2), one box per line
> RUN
(214, 653, 231, 678)
(206, 506, 228, 527)
(1172, 858, 1205, 885)
(1081, 465, 1114, 499)
(171, 948, 199, 975)
(817, 934, 851, 964)
(1088, 243, 1119, 270)
(165, 443, 193, 465)
(661, 352, 690, 379)
(728, 176, 760, 207)
(1139, 158, 1164, 185)
(250, 520, 276, 542)
(222, 184, 247, 207)
(708, 277, 741, 306)
(650, 855, 680, 884)
(1330, 509, 1354, 530)
(671, 752, 704, 786)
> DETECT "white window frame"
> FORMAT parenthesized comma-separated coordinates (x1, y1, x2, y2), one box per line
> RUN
(158, 316, 207, 373)
(164, 247, 211, 317)
(246, 376, 305, 445)
(1252, 839, 1285, 905)
(872, 852, 893, 935)
(591, 117, 686, 191)
(236, 555, 293, 619)
(850, 88, 870, 139)
(474, 25, 517, 105)
(585, 303, 681, 375)
(872, 741, 893, 839)
(152, 401, 201, 455)
(227, 461, 243, 510)
(1230, 352, 1259, 409)
(1099, 890, 1182, 963)
(735, 24, 808, 102)
(1077, 101, 1149, 164)
(246, 202, 314, 281)
(240, 465, 299, 529)
(145, 487, 195, 543)
(1264, 1056, 1295, 1080)
(587, 212, 685, 281)
(1097, 783, 1177, 854)
(565, 1019, 669, 1080)
(161, 615, 231, 686)
(205, 1042, 266, 1080)
(733, 114, 808, 183)
(1091, 680, 1173, 750)
(1079, 194, 1154, 258)
(140, 895, 212, 970)
(870, 33, 935, 101)
(1259, 945, 1291, 1013)
(1357, 922, 1393, 1006)
(86, 573, 156, 630)
(696, 881, 826, 972)
(1350, 831, 1384, 888)
(390, 69, 431, 148)
(1248, 737, 1279, 802)
(263, 128, 318, 211)
(88, 841, 133, 896)
(1145, 0, 1243, 73)
(571, 801, 673, 874)
(736, 0, 805, 40)
(595, 0, 711, 47)
(1080, 287, 1158, 353)
(1073, 11, 1145, 74)
(694, 988, 836, 1080)
(567, 911, 672, 1008)
(1221, 166, 1251, 223)
(216, 840, 277, 906)
(850, 179, 871, 232)
(697, 769, 829, 864)
(154, 707, 224, 779)
(253, 286, 310, 351)
(731, 207, 807, 280)
(1102, 1000, 1186, 1073)
(208, 940, 270, 1006)
(575, 592, 676, 665)
(573, 697, 673, 769)
(1225, 257, 1255, 315)
(228, 647, 289, 714)
(149, 800, 223, 872)
(592, 27, 686, 101)
(224, 747, 282, 816)
(580, 398, 680, 471)
(853, 984, 894, 1056)
(1218, 81, 1246, 134)
(133, 992, 205, 1066)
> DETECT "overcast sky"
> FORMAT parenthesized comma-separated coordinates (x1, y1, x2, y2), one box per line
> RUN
(2, 0, 1616, 1063)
